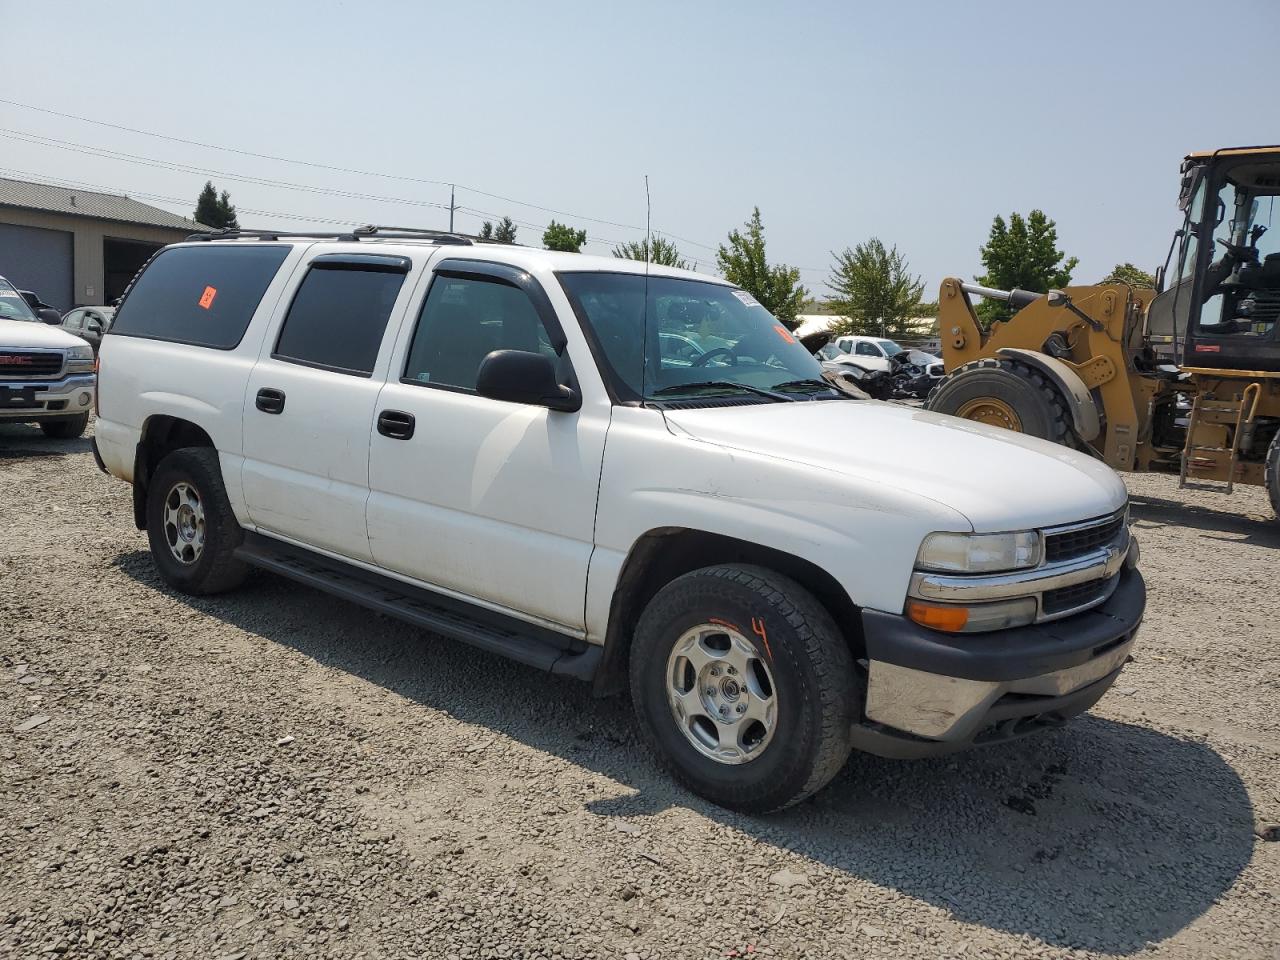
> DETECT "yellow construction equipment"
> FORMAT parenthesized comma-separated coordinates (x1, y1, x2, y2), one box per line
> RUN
(928, 146, 1280, 515)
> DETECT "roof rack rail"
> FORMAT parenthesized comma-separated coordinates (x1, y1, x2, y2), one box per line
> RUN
(352, 225, 474, 245)
(185, 225, 475, 245)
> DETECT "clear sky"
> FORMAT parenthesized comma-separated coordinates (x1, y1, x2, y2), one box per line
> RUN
(2, 0, 1277, 299)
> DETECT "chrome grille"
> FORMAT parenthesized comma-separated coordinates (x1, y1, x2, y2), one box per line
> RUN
(1044, 512, 1126, 564)
(0, 349, 63, 380)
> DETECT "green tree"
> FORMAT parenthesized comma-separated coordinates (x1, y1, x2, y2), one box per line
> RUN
(974, 210, 1078, 324)
(715, 207, 807, 329)
(543, 220, 587, 252)
(1103, 262, 1156, 287)
(825, 238, 925, 338)
(478, 216, 518, 244)
(612, 235, 688, 269)
(194, 181, 238, 229)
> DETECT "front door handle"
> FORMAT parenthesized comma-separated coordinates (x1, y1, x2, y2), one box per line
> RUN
(377, 409, 415, 440)
(256, 387, 286, 414)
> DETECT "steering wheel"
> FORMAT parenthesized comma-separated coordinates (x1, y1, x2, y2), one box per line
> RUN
(1216, 237, 1261, 264)
(692, 347, 737, 367)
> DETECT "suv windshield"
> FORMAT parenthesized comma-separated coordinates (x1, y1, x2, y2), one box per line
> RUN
(558, 272, 827, 401)
(0, 279, 37, 322)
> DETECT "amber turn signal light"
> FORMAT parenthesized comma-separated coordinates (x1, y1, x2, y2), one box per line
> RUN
(906, 600, 970, 633)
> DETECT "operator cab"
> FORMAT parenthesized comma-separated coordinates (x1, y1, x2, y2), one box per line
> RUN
(1153, 148, 1280, 371)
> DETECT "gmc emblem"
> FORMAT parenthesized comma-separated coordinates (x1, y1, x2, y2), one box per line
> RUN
(0, 355, 34, 365)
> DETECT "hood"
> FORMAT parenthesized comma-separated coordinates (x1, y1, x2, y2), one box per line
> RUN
(0, 317, 81, 350)
(663, 399, 1128, 531)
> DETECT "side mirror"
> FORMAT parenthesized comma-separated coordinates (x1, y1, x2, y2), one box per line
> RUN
(1046, 289, 1069, 308)
(476, 349, 580, 412)
(37, 308, 62, 325)
(1154, 265, 1166, 294)
(86, 319, 104, 335)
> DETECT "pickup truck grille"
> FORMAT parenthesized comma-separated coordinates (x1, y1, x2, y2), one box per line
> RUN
(0, 350, 63, 380)
(1043, 512, 1126, 564)
(1042, 577, 1114, 616)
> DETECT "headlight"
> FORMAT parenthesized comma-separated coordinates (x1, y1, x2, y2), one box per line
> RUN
(915, 530, 1041, 574)
(67, 344, 93, 361)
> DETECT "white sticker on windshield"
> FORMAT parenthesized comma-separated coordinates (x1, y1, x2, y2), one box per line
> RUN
(731, 290, 760, 308)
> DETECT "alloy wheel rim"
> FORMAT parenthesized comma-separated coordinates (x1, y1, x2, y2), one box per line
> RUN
(162, 481, 206, 565)
(665, 623, 777, 765)
(955, 397, 1023, 432)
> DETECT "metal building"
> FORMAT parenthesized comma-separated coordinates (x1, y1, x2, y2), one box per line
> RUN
(0, 177, 209, 312)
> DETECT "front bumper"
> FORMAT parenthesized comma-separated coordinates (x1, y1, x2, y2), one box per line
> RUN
(0, 373, 96, 420)
(853, 567, 1145, 758)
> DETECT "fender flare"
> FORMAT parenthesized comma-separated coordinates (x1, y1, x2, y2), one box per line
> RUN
(995, 347, 1100, 442)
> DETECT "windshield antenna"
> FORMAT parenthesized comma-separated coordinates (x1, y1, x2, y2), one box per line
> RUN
(642, 174, 651, 397)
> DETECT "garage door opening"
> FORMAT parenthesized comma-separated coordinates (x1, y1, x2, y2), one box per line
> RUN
(104, 237, 164, 304)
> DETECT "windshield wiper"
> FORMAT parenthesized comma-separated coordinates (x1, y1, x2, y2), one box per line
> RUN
(774, 373, 868, 399)
(650, 380, 794, 402)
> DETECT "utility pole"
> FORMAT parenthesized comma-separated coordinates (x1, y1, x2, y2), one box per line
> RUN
(448, 184, 456, 232)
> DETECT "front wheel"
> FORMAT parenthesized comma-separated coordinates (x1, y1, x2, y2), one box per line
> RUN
(40, 413, 89, 439)
(927, 357, 1073, 444)
(145, 447, 248, 595)
(629, 565, 856, 813)
(1265, 432, 1280, 520)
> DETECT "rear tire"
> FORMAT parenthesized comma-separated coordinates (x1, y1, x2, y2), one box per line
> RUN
(40, 413, 89, 439)
(629, 564, 856, 813)
(146, 447, 248, 595)
(927, 357, 1073, 444)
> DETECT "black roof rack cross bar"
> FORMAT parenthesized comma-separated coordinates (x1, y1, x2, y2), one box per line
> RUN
(353, 225, 475, 245)
(185, 228, 359, 242)
(184, 226, 475, 245)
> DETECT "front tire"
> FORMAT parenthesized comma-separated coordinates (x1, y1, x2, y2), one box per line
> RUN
(1265, 432, 1280, 520)
(928, 357, 1073, 444)
(145, 447, 248, 595)
(629, 565, 856, 813)
(40, 413, 89, 439)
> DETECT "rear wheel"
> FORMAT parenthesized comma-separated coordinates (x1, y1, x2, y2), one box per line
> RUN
(40, 413, 89, 439)
(928, 357, 1073, 444)
(145, 447, 248, 595)
(629, 564, 856, 813)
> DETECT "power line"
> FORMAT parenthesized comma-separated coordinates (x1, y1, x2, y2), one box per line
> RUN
(0, 96, 830, 272)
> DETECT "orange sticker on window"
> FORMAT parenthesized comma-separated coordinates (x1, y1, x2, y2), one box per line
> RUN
(773, 324, 796, 344)
(198, 285, 217, 309)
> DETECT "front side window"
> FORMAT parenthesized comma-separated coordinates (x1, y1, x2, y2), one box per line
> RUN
(855, 341, 879, 357)
(0, 278, 37, 322)
(557, 272, 826, 401)
(62, 309, 84, 330)
(1194, 160, 1280, 339)
(403, 274, 556, 391)
(274, 259, 407, 376)
(111, 245, 290, 349)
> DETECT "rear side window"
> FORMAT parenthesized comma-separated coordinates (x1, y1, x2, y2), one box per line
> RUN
(110, 245, 290, 349)
(273, 256, 408, 377)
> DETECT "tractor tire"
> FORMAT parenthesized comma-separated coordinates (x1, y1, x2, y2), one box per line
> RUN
(927, 357, 1074, 445)
(1265, 431, 1280, 520)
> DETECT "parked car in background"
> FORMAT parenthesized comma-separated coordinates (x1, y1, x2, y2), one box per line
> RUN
(93, 230, 1144, 813)
(0, 275, 96, 438)
(818, 335, 908, 373)
(61, 306, 116, 353)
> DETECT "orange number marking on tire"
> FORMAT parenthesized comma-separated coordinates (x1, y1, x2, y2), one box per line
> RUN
(751, 617, 773, 660)
(709, 616, 743, 633)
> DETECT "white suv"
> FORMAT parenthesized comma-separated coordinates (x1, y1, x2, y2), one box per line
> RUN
(0, 275, 96, 438)
(93, 227, 1144, 812)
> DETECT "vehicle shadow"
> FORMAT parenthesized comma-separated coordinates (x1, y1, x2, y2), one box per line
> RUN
(1130, 492, 1280, 546)
(0, 426, 92, 460)
(113, 551, 1256, 954)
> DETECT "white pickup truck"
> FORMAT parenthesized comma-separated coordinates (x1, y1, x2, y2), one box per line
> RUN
(93, 228, 1144, 812)
(0, 275, 96, 438)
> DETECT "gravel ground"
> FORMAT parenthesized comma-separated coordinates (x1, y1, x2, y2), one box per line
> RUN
(1, 421, 1277, 960)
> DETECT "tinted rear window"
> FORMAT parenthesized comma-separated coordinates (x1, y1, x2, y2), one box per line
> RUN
(272, 261, 407, 376)
(110, 245, 290, 349)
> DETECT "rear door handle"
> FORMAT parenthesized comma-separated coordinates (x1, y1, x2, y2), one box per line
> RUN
(255, 387, 286, 414)
(377, 409, 415, 440)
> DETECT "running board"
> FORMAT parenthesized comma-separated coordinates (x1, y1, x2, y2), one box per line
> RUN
(234, 532, 601, 682)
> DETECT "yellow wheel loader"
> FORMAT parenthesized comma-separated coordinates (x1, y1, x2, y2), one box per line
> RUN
(928, 145, 1280, 515)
